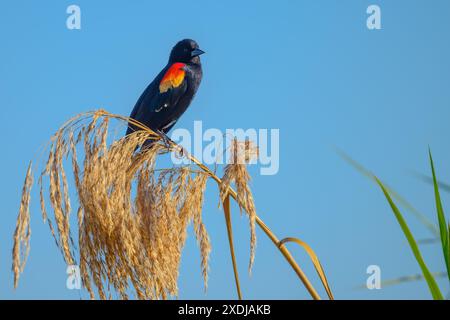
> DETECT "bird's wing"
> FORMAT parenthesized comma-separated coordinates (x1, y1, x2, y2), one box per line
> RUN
(127, 63, 188, 135)
(127, 68, 164, 129)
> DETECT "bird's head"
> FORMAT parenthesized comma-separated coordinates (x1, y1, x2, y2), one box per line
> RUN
(169, 39, 205, 65)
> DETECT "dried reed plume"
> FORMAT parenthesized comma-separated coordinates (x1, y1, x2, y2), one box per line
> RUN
(13, 163, 32, 289)
(13, 110, 334, 300)
(220, 139, 258, 272)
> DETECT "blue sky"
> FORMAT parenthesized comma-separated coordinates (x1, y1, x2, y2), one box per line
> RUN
(1, 0, 450, 299)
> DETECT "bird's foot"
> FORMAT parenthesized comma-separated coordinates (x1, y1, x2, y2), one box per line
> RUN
(156, 130, 187, 159)
(156, 130, 174, 149)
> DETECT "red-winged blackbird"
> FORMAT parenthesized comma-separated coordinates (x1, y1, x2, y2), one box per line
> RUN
(126, 39, 204, 144)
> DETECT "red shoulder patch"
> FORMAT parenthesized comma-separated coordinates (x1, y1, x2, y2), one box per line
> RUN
(159, 63, 186, 93)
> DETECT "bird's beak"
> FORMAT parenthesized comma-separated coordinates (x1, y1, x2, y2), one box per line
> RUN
(191, 48, 205, 57)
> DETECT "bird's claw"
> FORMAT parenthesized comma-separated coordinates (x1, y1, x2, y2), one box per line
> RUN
(156, 130, 173, 148)
(157, 130, 186, 158)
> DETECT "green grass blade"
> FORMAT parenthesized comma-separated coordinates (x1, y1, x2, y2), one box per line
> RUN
(429, 150, 450, 281)
(375, 177, 444, 300)
(336, 148, 439, 236)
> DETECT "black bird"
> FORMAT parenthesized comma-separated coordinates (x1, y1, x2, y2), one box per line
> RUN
(126, 39, 204, 144)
